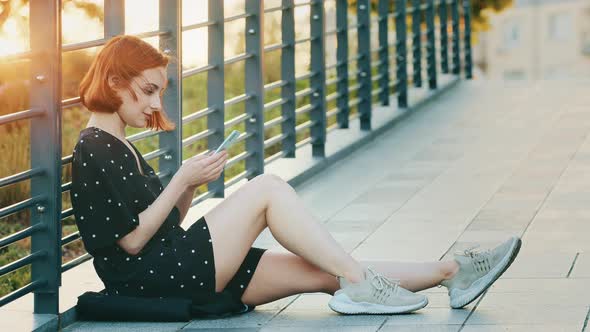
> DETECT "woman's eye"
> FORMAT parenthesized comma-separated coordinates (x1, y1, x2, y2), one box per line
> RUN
(143, 88, 155, 95)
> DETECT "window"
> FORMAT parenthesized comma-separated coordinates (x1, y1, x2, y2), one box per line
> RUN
(548, 12, 573, 42)
(501, 19, 521, 50)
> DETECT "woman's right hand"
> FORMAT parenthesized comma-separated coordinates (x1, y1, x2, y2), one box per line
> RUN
(177, 150, 228, 188)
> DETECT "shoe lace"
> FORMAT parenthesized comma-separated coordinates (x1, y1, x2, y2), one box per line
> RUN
(367, 267, 400, 302)
(457, 245, 493, 274)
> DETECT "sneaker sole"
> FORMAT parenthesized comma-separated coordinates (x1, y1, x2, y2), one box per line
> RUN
(328, 293, 429, 315)
(449, 236, 522, 309)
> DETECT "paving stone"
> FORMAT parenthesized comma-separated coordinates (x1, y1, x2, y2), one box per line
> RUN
(381, 308, 470, 326)
(379, 324, 461, 331)
(63, 321, 186, 332)
(461, 325, 582, 332)
(570, 252, 590, 278)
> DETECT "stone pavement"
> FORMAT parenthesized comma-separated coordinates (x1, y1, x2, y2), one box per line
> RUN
(63, 78, 590, 332)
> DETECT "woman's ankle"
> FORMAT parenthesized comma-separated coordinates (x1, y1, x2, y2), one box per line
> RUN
(441, 260, 460, 281)
(342, 265, 365, 284)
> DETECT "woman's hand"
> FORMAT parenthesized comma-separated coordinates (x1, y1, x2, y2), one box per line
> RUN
(177, 150, 228, 188)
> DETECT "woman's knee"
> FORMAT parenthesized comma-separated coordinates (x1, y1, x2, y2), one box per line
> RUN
(251, 174, 290, 201)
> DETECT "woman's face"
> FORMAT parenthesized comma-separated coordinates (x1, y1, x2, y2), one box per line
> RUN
(113, 66, 167, 128)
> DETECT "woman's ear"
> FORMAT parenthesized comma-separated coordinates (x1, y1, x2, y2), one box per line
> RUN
(107, 75, 121, 90)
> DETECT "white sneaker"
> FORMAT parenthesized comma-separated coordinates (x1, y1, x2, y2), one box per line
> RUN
(328, 266, 428, 315)
(441, 236, 522, 309)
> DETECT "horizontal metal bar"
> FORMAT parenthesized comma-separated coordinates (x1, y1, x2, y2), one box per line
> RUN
(0, 108, 45, 126)
(325, 91, 341, 103)
(264, 149, 289, 166)
(182, 128, 216, 148)
(224, 53, 253, 66)
(295, 136, 313, 150)
(348, 83, 361, 92)
(224, 93, 253, 108)
(0, 280, 46, 307)
(0, 196, 44, 220)
(295, 104, 315, 116)
(61, 253, 92, 273)
(295, 71, 318, 81)
(372, 73, 384, 82)
(61, 96, 81, 109)
(182, 106, 217, 125)
(188, 190, 217, 209)
(60, 205, 74, 220)
(263, 115, 288, 130)
(0, 168, 44, 189)
(264, 80, 288, 92)
(371, 87, 384, 97)
(0, 251, 46, 277)
(182, 64, 217, 78)
(295, 119, 316, 133)
(264, 98, 289, 112)
(223, 168, 255, 188)
(224, 112, 252, 128)
(143, 148, 170, 162)
(348, 97, 363, 108)
(182, 20, 216, 31)
(325, 76, 345, 86)
(224, 12, 254, 23)
(326, 107, 340, 118)
(126, 128, 160, 144)
(263, 132, 289, 149)
(0, 223, 44, 249)
(0, 50, 34, 62)
(224, 150, 251, 170)
(295, 87, 314, 99)
(294, 37, 315, 45)
(133, 29, 170, 39)
(62, 37, 107, 52)
(61, 231, 81, 247)
(264, 5, 290, 13)
(264, 43, 287, 53)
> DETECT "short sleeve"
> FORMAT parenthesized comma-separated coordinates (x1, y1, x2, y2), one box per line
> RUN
(70, 137, 139, 254)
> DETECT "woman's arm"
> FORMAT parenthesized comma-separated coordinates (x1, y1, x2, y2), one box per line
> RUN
(117, 175, 188, 255)
(175, 183, 198, 223)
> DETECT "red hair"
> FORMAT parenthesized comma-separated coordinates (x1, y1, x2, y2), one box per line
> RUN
(79, 35, 176, 131)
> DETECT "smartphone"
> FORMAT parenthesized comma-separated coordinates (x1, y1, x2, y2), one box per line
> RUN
(214, 130, 240, 154)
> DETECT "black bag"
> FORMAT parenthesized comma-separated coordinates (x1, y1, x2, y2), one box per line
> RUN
(76, 289, 254, 322)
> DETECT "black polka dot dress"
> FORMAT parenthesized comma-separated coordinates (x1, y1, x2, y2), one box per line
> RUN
(70, 127, 267, 315)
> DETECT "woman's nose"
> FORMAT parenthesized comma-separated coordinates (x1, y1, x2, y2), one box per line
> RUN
(150, 96, 161, 110)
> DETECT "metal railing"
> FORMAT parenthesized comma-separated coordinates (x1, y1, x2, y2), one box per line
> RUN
(0, 0, 473, 314)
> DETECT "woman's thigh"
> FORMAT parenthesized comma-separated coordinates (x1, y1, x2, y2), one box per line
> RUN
(204, 174, 280, 292)
(240, 250, 340, 306)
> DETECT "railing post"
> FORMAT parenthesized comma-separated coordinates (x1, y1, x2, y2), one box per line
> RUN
(336, 0, 349, 128)
(245, 0, 265, 177)
(411, 0, 422, 88)
(378, 0, 390, 106)
(310, 0, 327, 156)
(104, 0, 124, 37)
(450, 0, 461, 75)
(425, 0, 437, 89)
(281, 0, 296, 157)
(462, 0, 473, 79)
(357, 0, 371, 130)
(438, 0, 449, 74)
(395, 0, 408, 108)
(207, 0, 226, 196)
(159, 0, 182, 185)
(29, 0, 61, 314)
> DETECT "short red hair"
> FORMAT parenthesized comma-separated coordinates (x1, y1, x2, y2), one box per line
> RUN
(79, 35, 176, 131)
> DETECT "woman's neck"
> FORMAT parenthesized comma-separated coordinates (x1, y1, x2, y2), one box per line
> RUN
(86, 111, 127, 140)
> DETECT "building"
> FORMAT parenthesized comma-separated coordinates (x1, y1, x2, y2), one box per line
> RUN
(474, 0, 590, 80)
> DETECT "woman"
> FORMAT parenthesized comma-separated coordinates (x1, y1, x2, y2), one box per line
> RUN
(70, 35, 522, 317)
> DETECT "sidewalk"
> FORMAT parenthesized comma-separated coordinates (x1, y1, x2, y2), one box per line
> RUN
(65, 79, 590, 331)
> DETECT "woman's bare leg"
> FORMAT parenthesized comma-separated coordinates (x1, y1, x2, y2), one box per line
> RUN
(241, 252, 459, 306)
(204, 173, 363, 293)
